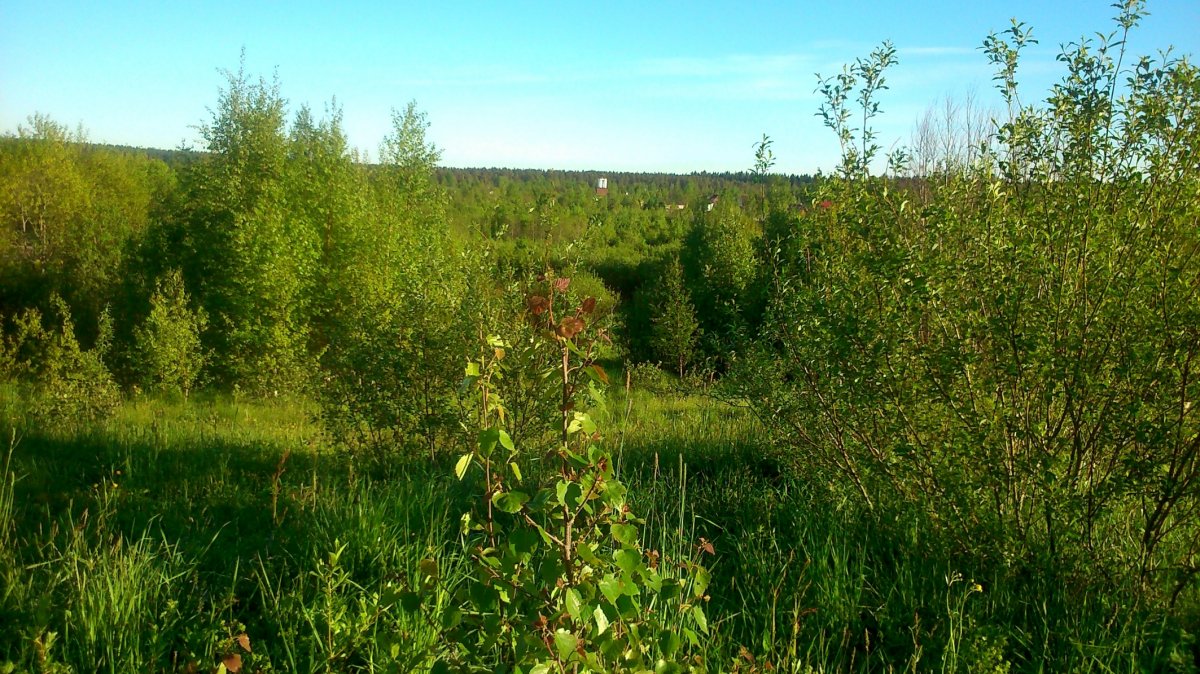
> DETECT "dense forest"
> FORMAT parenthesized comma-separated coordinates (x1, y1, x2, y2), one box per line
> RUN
(2, 5, 1200, 673)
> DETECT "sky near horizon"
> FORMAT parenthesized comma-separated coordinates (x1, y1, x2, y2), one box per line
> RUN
(2, 1, 1198, 175)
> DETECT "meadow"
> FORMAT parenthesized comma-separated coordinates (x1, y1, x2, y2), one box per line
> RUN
(2, 376, 1194, 672)
(2, 4, 1199, 671)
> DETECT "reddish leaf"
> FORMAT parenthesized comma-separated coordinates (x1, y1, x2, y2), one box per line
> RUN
(557, 316, 584, 339)
(527, 295, 548, 315)
(590, 364, 609, 384)
(236, 633, 251, 653)
(554, 277, 571, 292)
(581, 296, 597, 314)
(222, 653, 243, 673)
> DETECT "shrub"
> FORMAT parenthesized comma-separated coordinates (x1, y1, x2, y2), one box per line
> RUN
(394, 274, 713, 672)
(133, 269, 207, 400)
(741, 4, 1200, 603)
(2, 295, 119, 422)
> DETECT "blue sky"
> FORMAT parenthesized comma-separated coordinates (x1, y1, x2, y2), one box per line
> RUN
(2, 1, 1197, 174)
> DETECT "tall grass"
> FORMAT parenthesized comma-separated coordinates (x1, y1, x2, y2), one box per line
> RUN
(0, 388, 1196, 672)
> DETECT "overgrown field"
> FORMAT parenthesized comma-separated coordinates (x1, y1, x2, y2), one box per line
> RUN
(1, 381, 1196, 672)
(3, 3, 1200, 672)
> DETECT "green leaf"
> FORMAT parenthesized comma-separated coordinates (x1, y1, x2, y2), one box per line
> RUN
(454, 453, 473, 480)
(659, 629, 682, 658)
(469, 580, 498, 611)
(492, 490, 530, 513)
(641, 566, 662, 592)
(565, 588, 583, 620)
(577, 543, 602, 566)
(599, 574, 636, 603)
(599, 574, 623, 604)
(567, 412, 597, 436)
(593, 605, 611, 635)
(655, 660, 683, 674)
(509, 461, 523, 482)
(419, 558, 439, 580)
(611, 523, 638, 546)
(692, 567, 710, 598)
(692, 604, 709, 634)
(556, 480, 582, 508)
(616, 593, 641, 618)
(554, 630, 579, 661)
(478, 428, 499, 456)
(498, 429, 515, 452)
(509, 527, 539, 557)
(601, 481, 627, 507)
(398, 590, 422, 613)
(465, 361, 481, 377)
(614, 548, 640, 574)
(529, 665, 552, 674)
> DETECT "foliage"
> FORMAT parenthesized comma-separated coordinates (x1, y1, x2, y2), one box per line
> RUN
(1, 7, 1199, 672)
(176, 62, 316, 395)
(682, 197, 759, 362)
(0, 115, 173, 349)
(650, 256, 701, 377)
(1, 295, 119, 422)
(133, 269, 208, 399)
(316, 102, 476, 461)
(815, 41, 900, 177)
(742, 3, 1200, 613)
(397, 275, 712, 672)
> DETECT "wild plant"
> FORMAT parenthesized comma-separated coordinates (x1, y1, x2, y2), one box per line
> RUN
(396, 274, 712, 672)
(743, 0, 1200, 615)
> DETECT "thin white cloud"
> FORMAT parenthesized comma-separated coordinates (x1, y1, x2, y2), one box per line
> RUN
(639, 53, 816, 78)
(899, 46, 978, 57)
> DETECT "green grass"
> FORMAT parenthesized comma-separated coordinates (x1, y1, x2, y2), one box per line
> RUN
(0, 385, 1196, 672)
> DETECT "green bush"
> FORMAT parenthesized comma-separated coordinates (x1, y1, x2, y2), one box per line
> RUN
(316, 104, 476, 462)
(2, 295, 119, 422)
(133, 269, 207, 399)
(397, 274, 712, 672)
(741, 5, 1200, 606)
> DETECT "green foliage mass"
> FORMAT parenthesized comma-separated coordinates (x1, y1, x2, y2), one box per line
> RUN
(1, 295, 119, 422)
(133, 269, 207, 400)
(1, 3, 1199, 671)
(0, 115, 173, 349)
(738, 1, 1200, 612)
(315, 102, 476, 460)
(650, 256, 701, 377)
(175, 64, 317, 395)
(397, 276, 711, 673)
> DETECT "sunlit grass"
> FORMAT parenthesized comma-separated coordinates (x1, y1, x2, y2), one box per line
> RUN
(0, 387, 1194, 672)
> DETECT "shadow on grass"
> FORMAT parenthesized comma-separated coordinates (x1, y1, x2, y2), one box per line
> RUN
(3, 420, 470, 591)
